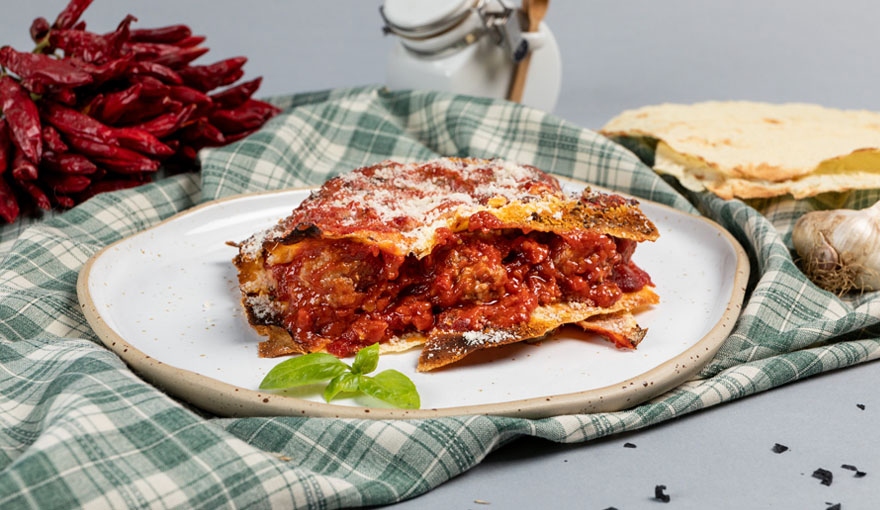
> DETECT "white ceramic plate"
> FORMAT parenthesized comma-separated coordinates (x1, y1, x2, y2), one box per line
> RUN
(77, 183, 749, 419)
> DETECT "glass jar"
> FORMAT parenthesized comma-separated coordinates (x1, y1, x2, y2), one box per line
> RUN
(381, 0, 562, 112)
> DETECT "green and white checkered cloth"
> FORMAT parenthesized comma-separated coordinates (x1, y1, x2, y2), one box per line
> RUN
(1, 86, 879, 509)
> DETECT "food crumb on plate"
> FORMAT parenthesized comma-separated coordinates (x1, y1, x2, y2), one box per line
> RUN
(771, 443, 789, 454)
(812, 468, 833, 486)
(653, 484, 671, 503)
(841, 464, 867, 478)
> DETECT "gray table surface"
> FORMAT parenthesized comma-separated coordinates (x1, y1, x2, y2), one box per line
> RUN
(4, 2, 879, 508)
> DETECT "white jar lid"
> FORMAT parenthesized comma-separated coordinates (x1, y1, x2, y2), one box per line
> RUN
(382, 0, 477, 38)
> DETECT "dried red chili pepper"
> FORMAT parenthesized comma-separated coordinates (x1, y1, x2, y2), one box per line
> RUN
(43, 173, 91, 194)
(130, 75, 170, 98)
(173, 35, 206, 48)
(62, 195, 78, 207)
(113, 97, 183, 126)
(128, 61, 184, 85)
(0, 76, 43, 164)
(215, 69, 244, 94)
(22, 79, 51, 97)
(42, 151, 98, 175)
(12, 148, 39, 181)
(179, 117, 225, 147)
(92, 82, 143, 124)
(102, 14, 137, 58)
(30, 17, 51, 44)
(65, 135, 159, 174)
(0, 0, 278, 220)
(53, 194, 76, 209)
(223, 69, 244, 89)
(0, 119, 10, 174)
(0, 177, 20, 223)
(42, 101, 119, 146)
(41, 125, 69, 153)
(0, 46, 94, 88)
(130, 103, 196, 138)
(129, 24, 192, 44)
(209, 77, 262, 109)
(17, 179, 51, 210)
(83, 92, 103, 115)
(45, 87, 78, 106)
(124, 41, 173, 61)
(48, 14, 135, 64)
(48, 29, 115, 64)
(93, 155, 159, 175)
(67, 55, 132, 85)
(169, 85, 211, 110)
(153, 45, 210, 70)
(175, 144, 198, 163)
(123, 41, 209, 69)
(114, 127, 175, 157)
(52, 0, 95, 30)
(210, 99, 281, 133)
(178, 57, 247, 91)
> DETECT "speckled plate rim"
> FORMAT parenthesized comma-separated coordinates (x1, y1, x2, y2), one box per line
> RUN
(77, 183, 749, 420)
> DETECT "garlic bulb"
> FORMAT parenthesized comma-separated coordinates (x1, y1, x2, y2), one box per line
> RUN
(791, 200, 880, 294)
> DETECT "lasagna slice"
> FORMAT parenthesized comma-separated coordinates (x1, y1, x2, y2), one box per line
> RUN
(232, 157, 659, 372)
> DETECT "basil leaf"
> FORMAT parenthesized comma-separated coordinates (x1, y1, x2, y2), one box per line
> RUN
(259, 346, 421, 410)
(359, 369, 421, 409)
(350, 343, 379, 375)
(259, 352, 349, 390)
(323, 372, 361, 402)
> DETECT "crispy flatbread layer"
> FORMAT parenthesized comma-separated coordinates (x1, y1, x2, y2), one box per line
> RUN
(417, 286, 659, 372)
(600, 101, 880, 199)
(233, 157, 659, 371)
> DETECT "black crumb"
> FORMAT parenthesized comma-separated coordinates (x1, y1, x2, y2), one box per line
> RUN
(654, 485, 671, 503)
(841, 464, 867, 478)
(623, 442, 637, 449)
(602, 507, 619, 510)
(857, 403, 866, 410)
(812, 468, 834, 486)
(771, 443, 789, 454)
(826, 503, 841, 510)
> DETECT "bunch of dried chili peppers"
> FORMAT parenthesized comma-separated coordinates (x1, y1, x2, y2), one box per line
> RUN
(0, 0, 281, 223)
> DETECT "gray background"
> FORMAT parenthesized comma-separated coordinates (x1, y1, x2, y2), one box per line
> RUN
(4, 1, 880, 129)
(3, 1, 879, 508)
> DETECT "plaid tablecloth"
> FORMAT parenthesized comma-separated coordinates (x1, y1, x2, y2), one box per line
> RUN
(2, 86, 879, 509)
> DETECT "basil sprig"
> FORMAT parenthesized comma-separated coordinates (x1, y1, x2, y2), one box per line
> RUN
(259, 343, 420, 409)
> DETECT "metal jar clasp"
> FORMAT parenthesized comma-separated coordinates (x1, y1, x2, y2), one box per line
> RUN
(381, 0, 531, 62)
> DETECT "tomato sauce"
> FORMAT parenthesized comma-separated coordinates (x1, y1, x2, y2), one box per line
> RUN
(270, 219, 652, 357)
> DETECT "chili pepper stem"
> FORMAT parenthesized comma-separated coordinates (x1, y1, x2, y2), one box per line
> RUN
(32, 37, 52, 55)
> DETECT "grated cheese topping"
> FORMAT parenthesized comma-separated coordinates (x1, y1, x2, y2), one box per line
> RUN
(236, 157, 659, 261)
(244, 158, 569, 258)
(330, 157, 555, 224)
(462, 329, 517, 347)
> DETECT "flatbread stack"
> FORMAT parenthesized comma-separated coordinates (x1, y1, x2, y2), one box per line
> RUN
(600, 101, 880, 200)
